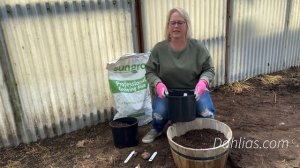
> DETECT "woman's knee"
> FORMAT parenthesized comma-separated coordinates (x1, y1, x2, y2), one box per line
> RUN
(152, 96, 168, 119)
(196, 91, 216, 117)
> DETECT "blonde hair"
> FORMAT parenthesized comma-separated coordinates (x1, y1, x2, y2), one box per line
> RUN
(164, 8, 192, 41)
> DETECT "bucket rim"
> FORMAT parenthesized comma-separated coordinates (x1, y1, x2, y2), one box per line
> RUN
(109, 117, 138, 128)
(166, 94, 196, 98)
(166, 89, 195, 98)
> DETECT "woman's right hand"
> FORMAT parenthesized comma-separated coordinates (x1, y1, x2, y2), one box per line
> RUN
(156, 82, 169, 98)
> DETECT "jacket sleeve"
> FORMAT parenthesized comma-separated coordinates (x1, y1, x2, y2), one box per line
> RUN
(145, 48, 162, 88)
(200, 56, 215, 85)
(199, 44, 215, 85)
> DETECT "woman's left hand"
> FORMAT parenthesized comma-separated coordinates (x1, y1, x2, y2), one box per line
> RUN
(194, 80, 208, 99)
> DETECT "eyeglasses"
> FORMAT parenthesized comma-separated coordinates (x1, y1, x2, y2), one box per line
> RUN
(169, 21, 186, 27)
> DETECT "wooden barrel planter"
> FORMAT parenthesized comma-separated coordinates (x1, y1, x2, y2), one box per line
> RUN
(166, 118, 232, 168)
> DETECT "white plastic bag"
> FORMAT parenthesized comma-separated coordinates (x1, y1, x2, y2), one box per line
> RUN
(106, 53, 152, 126)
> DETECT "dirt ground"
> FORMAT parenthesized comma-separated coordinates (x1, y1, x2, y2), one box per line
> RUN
(0, 66, 300, 168)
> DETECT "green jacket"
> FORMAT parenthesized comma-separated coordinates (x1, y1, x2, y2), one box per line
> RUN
(145, 39, 215, 90)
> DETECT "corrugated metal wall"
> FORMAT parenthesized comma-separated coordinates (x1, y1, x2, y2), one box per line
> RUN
(0, 0, 137, 147)
(0, 0, 299, 148)
(285, 0, 300, 68)
(228, 0, 300, 82)
(141, 0, 227, 86)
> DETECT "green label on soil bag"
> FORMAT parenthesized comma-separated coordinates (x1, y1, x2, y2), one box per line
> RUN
(109, 77, 148, 93)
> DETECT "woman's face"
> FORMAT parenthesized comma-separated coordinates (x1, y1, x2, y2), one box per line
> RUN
(168, 11, 187, 40)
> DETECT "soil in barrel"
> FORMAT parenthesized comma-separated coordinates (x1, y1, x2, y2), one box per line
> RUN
(172, 128, 227, 149)
(110, 121, 131, 127)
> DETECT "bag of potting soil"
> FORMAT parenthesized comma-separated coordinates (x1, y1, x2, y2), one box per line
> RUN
(106, 53, 152, 126)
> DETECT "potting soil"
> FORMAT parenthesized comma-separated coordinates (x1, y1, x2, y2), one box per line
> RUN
(172, 128, 227, 149)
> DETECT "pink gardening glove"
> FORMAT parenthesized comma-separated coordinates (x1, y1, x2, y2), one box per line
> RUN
(194, 80, 208, 99)
(156, 82, 169, 98)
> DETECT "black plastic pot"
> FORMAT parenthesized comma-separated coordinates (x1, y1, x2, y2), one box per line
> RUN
(109, 117, 138, 148)
(167, 90, 196, 122)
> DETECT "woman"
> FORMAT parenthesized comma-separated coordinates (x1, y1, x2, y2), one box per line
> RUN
(142, 8, 216, 143)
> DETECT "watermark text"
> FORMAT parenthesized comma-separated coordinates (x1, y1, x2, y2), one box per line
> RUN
(214, 137, 289, 149)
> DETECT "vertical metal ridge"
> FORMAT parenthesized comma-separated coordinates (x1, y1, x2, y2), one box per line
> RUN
(135, 0, 144, 52)
(225, 0, 231, 84)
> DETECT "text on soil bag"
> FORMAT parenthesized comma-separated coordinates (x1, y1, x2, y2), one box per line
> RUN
(109, 77, 148, 93)
(113, 64, 145, 73)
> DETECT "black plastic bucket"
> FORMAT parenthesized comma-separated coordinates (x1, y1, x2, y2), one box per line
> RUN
(109, 117, 138, 148)
(167, 90, 196, 122)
